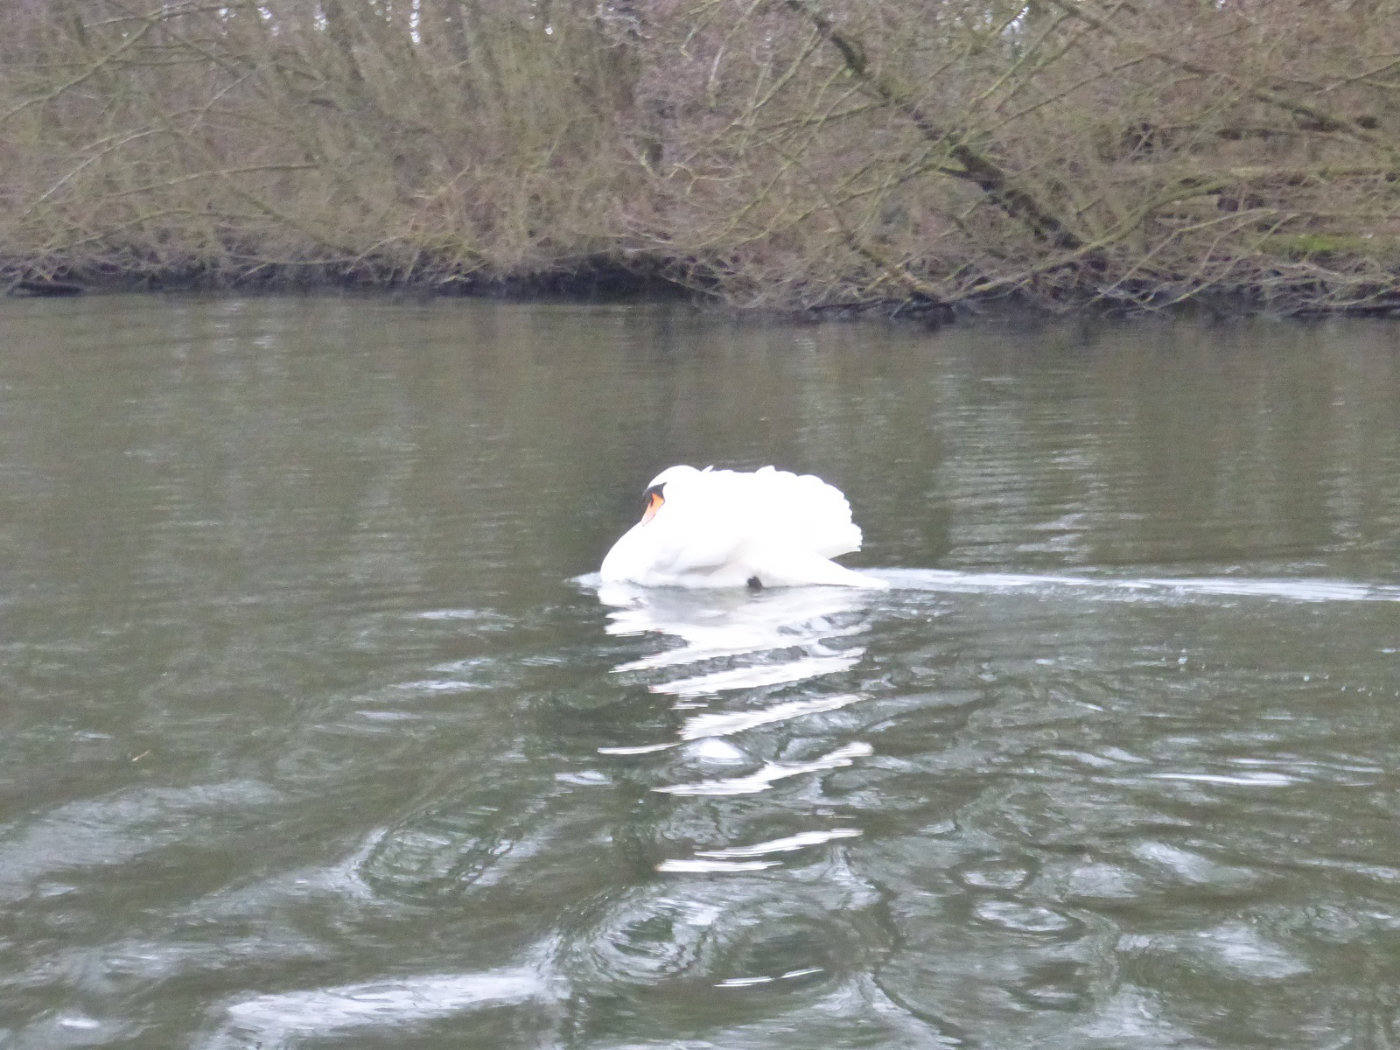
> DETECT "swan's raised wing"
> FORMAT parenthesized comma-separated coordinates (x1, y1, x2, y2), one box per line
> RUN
(600, 464, 874, 587)
(704, 466, 863, 558)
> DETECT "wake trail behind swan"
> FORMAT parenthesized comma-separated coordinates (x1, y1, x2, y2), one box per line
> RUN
(873, 569, 1400, 604)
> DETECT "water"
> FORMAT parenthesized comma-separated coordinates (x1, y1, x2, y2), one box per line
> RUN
(1, 297, 1398, 1049)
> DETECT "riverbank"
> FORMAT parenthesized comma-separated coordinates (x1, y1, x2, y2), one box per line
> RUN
(5, 1, 1399, 319)
(10, 247, 1399, 324)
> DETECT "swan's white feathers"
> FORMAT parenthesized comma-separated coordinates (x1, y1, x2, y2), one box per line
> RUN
(601, 464, 884, 589)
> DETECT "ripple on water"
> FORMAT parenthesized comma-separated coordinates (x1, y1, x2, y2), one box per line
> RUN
(653, 742, 874, 797)
(659, 827, 863, 873)
(562, 876, 882, 1036)
(953, 855, 1036, 892)
(1112, 920, 1314, 1046)
(870, 825, 1117, 1038)
(203, 964, 553, 1049)
(357, 778, 615, 909)
(1128, 841, 1266, 895)
(359, 803, 524, 902)
(678, 693, 866, 742)
(972, 899, 1084, 937)
(1184, 921, 1310, 980)
(0, 779, 283, 903)
(564, 891, 717, 987)
(1060, 860, 1151, 905)
(877, 906, 1117, 1040)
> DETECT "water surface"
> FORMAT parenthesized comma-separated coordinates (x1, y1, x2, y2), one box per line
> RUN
(1, 298, 1398, 1048)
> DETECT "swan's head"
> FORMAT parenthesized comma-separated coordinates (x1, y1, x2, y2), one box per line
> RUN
(637, 464, 702, 523)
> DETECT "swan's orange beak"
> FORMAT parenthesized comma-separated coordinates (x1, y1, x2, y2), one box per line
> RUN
(641, 490, 664, 523)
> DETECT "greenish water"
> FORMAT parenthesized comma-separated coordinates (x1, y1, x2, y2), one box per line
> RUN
(1, 297, 1398, 1049)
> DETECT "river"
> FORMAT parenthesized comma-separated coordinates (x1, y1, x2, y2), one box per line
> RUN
(1, 296, 1398, 1048)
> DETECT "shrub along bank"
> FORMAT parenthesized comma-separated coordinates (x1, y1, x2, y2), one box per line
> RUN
(5, 1, 1400, 316)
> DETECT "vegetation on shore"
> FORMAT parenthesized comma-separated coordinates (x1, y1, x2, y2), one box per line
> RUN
(4, 0, 1400, 316)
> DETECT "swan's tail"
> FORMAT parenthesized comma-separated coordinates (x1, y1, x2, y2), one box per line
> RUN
(749, 548, 889, 589)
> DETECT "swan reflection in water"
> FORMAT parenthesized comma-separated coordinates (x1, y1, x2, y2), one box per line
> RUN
(595, 579, 875, 701)
(591, 578, 882, 868)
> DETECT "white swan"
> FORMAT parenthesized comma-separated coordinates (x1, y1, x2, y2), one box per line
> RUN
(599, 465, 887, 589)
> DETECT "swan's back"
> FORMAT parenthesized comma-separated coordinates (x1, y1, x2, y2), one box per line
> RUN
(601, 463, 881, 588)
(693, 466, 862, 558)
